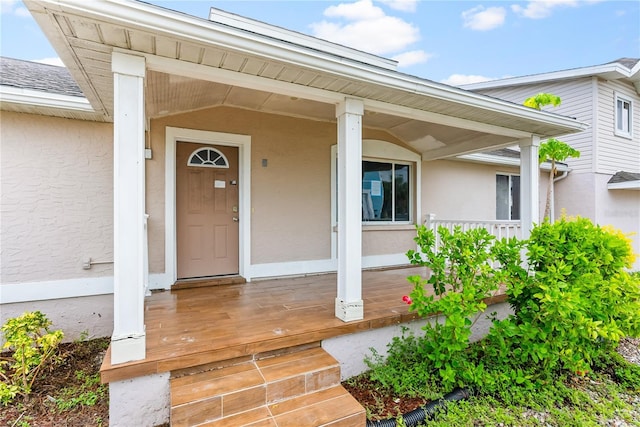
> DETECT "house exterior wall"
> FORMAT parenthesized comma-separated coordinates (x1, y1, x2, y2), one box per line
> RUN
(0, 111, 114, 284)
(422, 159, 550, 222)
(595, 79, 640, 174)
(594, 173, 640, 270)
(148, 106, 416, 274)
(0, 111, 114, 340)
(476, 78, 596, 173)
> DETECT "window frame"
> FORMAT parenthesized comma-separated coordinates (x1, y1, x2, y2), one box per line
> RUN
(361, 158, 413, 224)
(330, 140, 421, 231)
(496, 173, 520, 221)
(614, 93, 633, 139)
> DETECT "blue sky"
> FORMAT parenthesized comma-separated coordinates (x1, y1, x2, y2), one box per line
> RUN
(1, 0, 638, 85)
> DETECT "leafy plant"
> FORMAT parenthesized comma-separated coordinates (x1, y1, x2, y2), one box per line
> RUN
(54, 371, 106, 411)
(0, 311, 64, 404)
(523, 92, 562, 110)
(484, 216, 640, 385)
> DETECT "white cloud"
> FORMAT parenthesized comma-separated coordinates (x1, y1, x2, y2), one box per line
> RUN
(462, 6, 506, 31)
(377, 0, 418, 13)
(323, 0, 385, 20)
(441, 74, 497, 86)
(511, 0, 583, 19)
(0, 0, 26, 16)
(391, 50, 432, 67)
(34, 57, 65, 67)
(310, 0, 423, 56)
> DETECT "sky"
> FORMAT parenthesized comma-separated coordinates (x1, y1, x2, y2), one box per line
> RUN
(0, 0, 638, 85)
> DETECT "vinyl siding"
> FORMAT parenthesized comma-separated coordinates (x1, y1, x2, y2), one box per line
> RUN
(595, 79, 640, 174)
(475, 78, 595, 173)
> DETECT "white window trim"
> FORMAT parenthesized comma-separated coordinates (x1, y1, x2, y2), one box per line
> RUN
(496, 173, 520, 221)
(330, 139, 421, 259)
(614, 93, 633, 139)
(187, 147, 230, 168)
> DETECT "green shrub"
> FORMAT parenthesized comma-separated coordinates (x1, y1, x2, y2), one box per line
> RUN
(0, 311, 64, 404)
(486, 217, 640, 382)
(368, 216, 640, 397)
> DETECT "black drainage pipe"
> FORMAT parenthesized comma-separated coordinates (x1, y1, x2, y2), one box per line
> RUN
(365, 388, 472, 427)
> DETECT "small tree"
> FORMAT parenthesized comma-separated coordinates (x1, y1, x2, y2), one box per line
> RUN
(524, 93, 580, 222)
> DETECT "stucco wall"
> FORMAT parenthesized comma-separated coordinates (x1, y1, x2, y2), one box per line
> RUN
(148, 106, 413, 270)
(422, 159, 550, 222)
(0, 111, 114, 284)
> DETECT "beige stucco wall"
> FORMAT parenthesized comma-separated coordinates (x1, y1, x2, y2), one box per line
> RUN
(0, 111, 114, 283)
(148, 106, 413, 270)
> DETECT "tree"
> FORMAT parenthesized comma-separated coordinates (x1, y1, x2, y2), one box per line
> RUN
(524, 93, 580, 222)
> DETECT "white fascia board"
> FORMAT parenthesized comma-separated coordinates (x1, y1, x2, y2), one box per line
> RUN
(457, 152, 569, 172)
(0, 85, 93, 112)
(28, 0, 588, 136)
(462, 63, 632, 91)
(607, 180, 640, 190)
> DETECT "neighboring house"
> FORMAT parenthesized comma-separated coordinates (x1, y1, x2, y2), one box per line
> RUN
(1, 1, 587, 425)
(463, 59, 640, 269)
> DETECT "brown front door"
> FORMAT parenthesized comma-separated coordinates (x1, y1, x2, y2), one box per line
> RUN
(176, 142, 239, 279)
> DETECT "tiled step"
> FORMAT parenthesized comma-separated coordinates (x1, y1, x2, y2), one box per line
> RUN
(170, 347, 364, 427)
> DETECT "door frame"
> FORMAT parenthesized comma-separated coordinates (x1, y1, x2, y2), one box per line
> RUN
(165, 127, 252, 285)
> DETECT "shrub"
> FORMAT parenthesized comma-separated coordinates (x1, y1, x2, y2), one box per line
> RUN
(484, 216, 640, 386)
(0, 311, 64, 404)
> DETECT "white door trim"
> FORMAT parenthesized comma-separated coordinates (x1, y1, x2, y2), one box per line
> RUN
(165, 127, 252, 287)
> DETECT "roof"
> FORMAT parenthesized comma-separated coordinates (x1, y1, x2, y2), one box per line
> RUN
(18, 0, 588, 159)
(0, 56, 100, 121)
(0, 57, 83, 97)
(462, 58, 640, 93)
(607, 171, 640, 190)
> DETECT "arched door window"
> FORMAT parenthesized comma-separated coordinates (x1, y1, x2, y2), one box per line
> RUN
(187, 147, 229, 168)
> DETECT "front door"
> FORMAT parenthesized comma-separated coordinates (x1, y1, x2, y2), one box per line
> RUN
(176, 142, 239, 279)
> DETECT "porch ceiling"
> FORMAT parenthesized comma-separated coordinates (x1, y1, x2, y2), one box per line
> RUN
(25, 0, 587, 160)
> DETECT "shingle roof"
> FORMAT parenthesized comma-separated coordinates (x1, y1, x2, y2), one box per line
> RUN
(0, 56, 84, 98)
(607, 58, 640, 69)
(608, 171, 640, 184)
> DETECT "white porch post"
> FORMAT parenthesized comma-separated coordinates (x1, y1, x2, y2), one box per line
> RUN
(519, 136, 540, 239)
(111, 52, 146, 364)
(335, 98, 364, 322)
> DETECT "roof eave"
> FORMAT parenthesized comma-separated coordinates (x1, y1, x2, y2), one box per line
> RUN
(461, 63, 636, 91)
(24, 0, 587, 137)
(607, 181, 640, 190)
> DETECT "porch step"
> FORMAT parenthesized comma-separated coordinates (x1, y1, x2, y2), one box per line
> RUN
(169, 347, 365, 427)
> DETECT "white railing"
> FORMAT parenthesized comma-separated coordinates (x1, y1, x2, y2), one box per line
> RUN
(424, 213, 522, 249)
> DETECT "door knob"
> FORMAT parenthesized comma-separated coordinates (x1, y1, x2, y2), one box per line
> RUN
(233, 217, 239, 222)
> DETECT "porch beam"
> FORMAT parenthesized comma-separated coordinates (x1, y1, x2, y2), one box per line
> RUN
(519, 136, 540, 239)
(364, 99, 533, 140)
(335, 98, 364, 322)
(111, 52, 147, 364)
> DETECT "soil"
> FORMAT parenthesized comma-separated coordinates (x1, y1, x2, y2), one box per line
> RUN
(0, 337, 110, 427)
(342, 337, 640, 423)
(342, 374, 429, 422)
(1, 337, 638, 426)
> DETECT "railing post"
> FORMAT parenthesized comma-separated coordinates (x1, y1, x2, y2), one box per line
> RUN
(425, 213, 436, 230)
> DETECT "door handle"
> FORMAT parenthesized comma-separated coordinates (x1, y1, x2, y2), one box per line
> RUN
(233, 217, 239, 222)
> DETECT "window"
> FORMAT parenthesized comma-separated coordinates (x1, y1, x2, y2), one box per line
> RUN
(331, 140, 421, 230)
(615, 95, 632, 138)
(496, 174, 520, 220)
(362, 160, 411, 222)
(187, 147, 229, 168)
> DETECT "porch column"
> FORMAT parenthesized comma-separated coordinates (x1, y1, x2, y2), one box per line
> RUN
(519, 136, 540, 239)
(335, 98, 364, 322)
(111, 52, 146, 364)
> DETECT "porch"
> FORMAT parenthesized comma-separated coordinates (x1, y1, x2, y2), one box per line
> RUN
(101, 266, 507, 426)
(101, 267, 425, 384)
